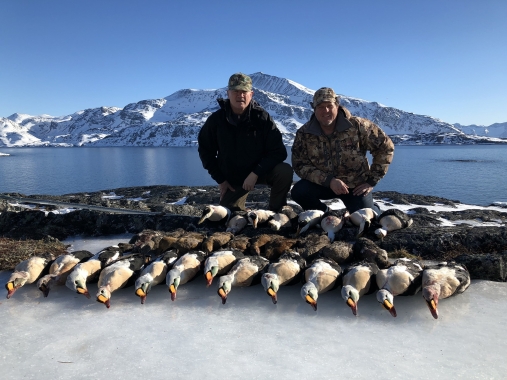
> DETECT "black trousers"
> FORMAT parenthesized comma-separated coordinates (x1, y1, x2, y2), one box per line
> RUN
(219, 162, 293, 212)
(290, 179, 374, 214)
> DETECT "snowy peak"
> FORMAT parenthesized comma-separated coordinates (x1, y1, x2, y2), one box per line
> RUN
(1, 73, 506, 147)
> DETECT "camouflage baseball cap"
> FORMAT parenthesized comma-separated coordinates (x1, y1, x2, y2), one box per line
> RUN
(228, 73, 253, 91)
(311, 87, 339, 108)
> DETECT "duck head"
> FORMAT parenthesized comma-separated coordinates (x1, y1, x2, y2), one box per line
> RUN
(96, 286, 112, 309)
(217, 275, 233, 305)
(203, 257, 219, 287)
(422, 284, 440, 319)
(301, 282, 318, 311)
(5, 272, 29, 299)
(166, 268, 181, 301)
(247, 211, 259, 229)
(134, 273, 153, 304)
(261, 273, 280, 304)
(374, 228, 388, 240)
(341, 285, 360, 316)
(198, 206, 214, 224)
(377, 289, 397, 317)
(37, 274, 57, 298)
(66, 267, 91, 299)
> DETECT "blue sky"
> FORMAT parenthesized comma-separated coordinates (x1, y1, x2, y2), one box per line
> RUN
(1, 0, 505, 126)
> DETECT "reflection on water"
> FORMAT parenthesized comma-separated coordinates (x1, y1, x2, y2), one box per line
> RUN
(1, 145, 506, 206)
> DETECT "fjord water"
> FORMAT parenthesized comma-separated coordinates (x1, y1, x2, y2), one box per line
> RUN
(0, 145, 506, 206)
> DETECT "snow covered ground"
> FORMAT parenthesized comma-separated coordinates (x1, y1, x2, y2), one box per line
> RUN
(1, 232, 506, 380)
(2, 198, 507, 379)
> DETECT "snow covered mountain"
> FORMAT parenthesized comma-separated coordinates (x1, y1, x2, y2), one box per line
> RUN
(1, 73, 506, 147)
(454, 122, 507, 139)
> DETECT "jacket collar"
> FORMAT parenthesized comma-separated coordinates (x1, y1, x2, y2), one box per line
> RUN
(217, 98, 261, 126)
(305, 106, 354, 135)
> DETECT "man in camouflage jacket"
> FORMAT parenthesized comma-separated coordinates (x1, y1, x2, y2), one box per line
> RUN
(198, 73, 293, 212)
(291, 87, 394, 213)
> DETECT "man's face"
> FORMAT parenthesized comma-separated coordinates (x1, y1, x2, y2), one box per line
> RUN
(227, 90, 253, 115)
(315, 101, 338, 128)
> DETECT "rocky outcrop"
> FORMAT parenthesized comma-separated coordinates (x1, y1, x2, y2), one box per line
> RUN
(1, 186, 506, 281)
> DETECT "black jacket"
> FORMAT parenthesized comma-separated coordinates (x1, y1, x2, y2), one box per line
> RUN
(198, 98, 287, 186)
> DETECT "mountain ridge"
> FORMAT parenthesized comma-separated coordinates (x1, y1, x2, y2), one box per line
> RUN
(1, 72, 506, 147)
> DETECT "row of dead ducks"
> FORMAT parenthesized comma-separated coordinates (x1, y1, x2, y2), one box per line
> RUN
(199, 204, 413, 241)
(5, 235, 470, 320)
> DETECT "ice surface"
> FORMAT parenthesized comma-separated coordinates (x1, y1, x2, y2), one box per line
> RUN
(1, 234, 506, 380)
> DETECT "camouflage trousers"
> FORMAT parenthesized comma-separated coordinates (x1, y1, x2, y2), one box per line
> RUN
(219, 162, 293, 212)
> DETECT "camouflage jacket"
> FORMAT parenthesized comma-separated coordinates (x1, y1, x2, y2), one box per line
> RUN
(291, 106, 394, 188)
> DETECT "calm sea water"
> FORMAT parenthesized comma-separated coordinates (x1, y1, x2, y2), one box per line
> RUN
(0, 145, 506, 206)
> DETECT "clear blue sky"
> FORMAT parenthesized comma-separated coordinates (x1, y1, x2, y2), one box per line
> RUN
(1, 0, 506, 126)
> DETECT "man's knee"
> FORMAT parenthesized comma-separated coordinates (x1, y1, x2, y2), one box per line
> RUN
(290, 180, 308, 201)
(271, 162, 293, 185)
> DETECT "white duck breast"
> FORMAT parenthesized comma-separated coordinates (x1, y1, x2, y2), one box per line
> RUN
(320, 210, 350, 243)
(349, 208, 378, 237)
(226, 214, 248, 235)
(268, 212, 291, 231)
(247, 210, 275, 229)
(374, 209, 413, 239)
(422, 261, 471, 319)
(198, 205, 231, 224)
(261, 251, 306, 304)
(301, 258, 341, 311)
(166, 251, 206, 301)
(203, 250, 244, 287)
(5, 253, 55, 299)
(96, 254, 145, 309)
(217, 256, 269, 304)
(341, 261, 378, 316)
(376, 258, 423, 317)
(296, 210, 325, 236)
(135, 251, 178, 304)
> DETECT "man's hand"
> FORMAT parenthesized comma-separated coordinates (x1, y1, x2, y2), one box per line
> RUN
(330, 178, 349, 195)
(219, 181, 235, 201)
(353, 183, 373, 197)
(242, 172, 258, 191)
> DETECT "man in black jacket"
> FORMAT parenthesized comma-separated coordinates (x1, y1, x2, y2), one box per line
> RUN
(198, 73, 293, 212)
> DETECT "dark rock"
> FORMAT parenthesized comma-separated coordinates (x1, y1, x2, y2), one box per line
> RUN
(455, 252, 507, 282)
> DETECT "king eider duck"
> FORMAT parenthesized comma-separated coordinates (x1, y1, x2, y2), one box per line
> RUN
(247, 209, 275, 229)
(294, 210, 325, 237)
(134, 250, 179, 304)
(5, 253, 55, 299)
(37, 250, 93, 297)
(261, 251, 306, 304)
(198, 205, 231, 225)
(320, 209, 350, 243)
(217, 256, 270, 304)
(226, 212, 249, 235)
(96, 254, 146, 308)
(341, 261, 379, 316)
(374, 208, 413, 240)
(300, 257, 342, 311)
(166, 251, 206, 301)
(349, 208, 378, 238)
(203, 249, 245, 287)
(268, 205, 298, 231)
(66, 246, 122, 298)
(422, 261, 471, 319)
(376, 258, 423, 317)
